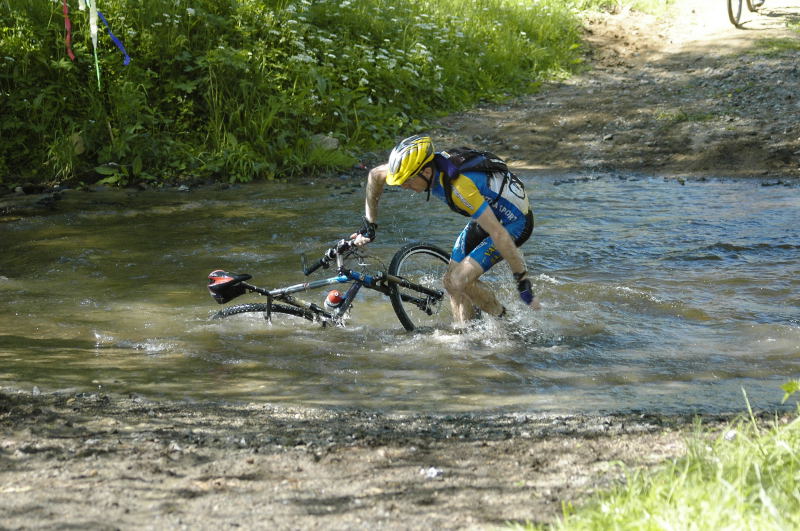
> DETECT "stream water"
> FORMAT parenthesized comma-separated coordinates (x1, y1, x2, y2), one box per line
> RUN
(1, 174, 798, 414)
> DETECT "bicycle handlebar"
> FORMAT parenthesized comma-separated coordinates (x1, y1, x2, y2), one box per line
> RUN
(303, 239, 355, 276)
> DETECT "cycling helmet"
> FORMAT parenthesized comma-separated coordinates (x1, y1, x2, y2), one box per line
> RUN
(385, 135, 435, 186)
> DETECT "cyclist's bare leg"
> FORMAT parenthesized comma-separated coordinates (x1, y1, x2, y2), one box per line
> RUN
(443, 258, 503, 325)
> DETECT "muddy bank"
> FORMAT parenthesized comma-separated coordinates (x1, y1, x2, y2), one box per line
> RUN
(432, 2, 800, 182)
(1, 388, 747, 529)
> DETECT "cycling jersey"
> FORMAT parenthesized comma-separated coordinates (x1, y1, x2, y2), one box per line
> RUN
(430, 169, 530, 221)
(429, 168, 533, 271)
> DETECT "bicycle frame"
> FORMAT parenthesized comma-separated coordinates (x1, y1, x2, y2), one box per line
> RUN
(255, 268, 391, 324)
(210, 240, 445, 327)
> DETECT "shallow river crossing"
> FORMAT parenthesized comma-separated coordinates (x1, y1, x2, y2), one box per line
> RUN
(1, 174, 798, 414)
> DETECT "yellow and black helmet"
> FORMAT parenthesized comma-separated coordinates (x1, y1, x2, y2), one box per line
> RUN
(385, 135, 435, 186)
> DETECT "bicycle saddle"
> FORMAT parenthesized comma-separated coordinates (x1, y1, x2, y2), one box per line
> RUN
(208, 270, 252, 304)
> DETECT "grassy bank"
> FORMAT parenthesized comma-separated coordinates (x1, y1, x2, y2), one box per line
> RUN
(1, 0, 598, 187)
(523, 391, 800, 530)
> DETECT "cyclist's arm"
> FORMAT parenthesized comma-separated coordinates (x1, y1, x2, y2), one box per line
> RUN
(475, 208, 540, 309)
(474, 207, 526, 278)
(364, 164, 388, 224)
(351, 164, 387, 246)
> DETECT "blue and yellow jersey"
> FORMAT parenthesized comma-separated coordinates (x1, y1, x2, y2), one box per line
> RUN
(430, 169, 530, 225)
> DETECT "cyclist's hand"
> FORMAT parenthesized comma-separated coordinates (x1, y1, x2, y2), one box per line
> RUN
(350, 233, 372, 246)
(350, 218, 377, 247)
(515, 272, 541, 310)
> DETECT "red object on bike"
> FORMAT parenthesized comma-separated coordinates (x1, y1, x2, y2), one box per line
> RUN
(324, 289, 344, 309)
(208, 270, 252, 304)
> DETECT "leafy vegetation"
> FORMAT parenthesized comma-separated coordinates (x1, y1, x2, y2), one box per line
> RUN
(1, 0, 594, 187)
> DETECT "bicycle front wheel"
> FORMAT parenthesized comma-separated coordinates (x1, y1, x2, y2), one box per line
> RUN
(212, 302, 312, 321)
(388, 243, 452, 331)
(728, 0, 744, 26)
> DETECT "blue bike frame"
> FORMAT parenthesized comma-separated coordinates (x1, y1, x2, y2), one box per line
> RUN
(255, 268, 389, 321)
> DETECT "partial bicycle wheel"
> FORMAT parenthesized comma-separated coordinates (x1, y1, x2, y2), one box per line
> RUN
(728, 0, 744, 26)
(747, 0, 765, 12)
(212, 302, 311, 321)
(388, 243, 452, 331)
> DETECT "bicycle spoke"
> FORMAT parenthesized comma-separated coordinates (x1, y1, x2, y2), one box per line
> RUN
(388, 243, 452, 331)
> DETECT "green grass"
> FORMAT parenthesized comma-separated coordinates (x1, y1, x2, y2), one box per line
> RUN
(1, 0, 591, 186)
(516, 394, 800, 530)
(751, 37, 800, 56)
(751, 12, 800, 56)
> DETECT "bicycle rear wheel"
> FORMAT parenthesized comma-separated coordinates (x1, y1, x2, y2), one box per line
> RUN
(728, 0, 744, 26)
(388, 243, 451, 331)
(212, 302, 311, 321)
(747, 0, 765, 12)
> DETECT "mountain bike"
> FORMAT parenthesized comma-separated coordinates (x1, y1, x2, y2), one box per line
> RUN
(207, 240, 452, 331)
(728, 0, 765, 27)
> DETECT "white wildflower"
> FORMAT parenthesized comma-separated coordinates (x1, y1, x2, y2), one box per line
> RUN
(289, 53, 314, 63)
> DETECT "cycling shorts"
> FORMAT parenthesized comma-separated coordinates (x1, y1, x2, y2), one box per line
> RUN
(450, 211, 533, 272)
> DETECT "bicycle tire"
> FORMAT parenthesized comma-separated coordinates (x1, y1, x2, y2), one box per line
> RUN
(747, 0, 765, 12)
(728, 0, 744, 26)
(388, 243, 451, 331)
(212, 302, 311, 321)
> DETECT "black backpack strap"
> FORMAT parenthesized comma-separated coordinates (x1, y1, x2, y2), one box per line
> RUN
(435, 153, 472, 217)
(491, 171, 509, 208)
(434, 149, 522, 218)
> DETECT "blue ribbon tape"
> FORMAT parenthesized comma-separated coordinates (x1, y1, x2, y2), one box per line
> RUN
(97, 11, 131, 66)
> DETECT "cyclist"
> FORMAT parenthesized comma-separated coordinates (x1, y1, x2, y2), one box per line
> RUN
(351, 135, 539, 325)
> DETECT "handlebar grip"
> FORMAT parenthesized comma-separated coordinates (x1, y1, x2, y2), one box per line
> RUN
(304, 257, 329, 276)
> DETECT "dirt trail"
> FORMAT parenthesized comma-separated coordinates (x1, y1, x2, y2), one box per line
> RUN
(434, 0, 800, 180)
(2, 3, 799, 530)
